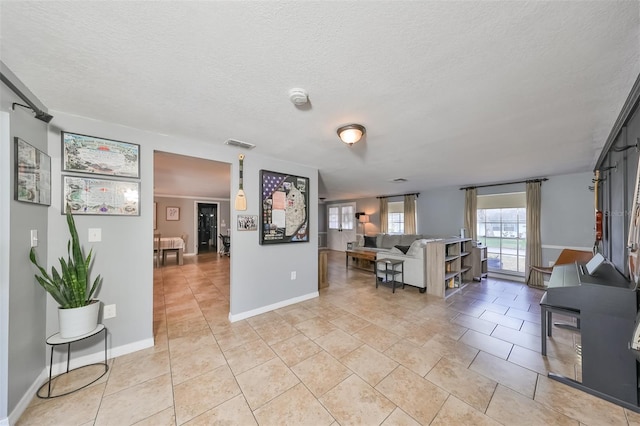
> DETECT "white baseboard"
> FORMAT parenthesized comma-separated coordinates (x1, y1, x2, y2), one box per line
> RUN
(488, 272, 525, 283)
(229, 291, 319, 322)
(9, 337, 154, 425)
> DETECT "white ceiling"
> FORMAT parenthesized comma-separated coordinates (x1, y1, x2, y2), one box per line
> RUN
(1, 1, 639, 201)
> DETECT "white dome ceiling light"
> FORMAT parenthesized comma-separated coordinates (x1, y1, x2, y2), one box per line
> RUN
(288, 88, 309, 106)
(337, 124, 366, 145)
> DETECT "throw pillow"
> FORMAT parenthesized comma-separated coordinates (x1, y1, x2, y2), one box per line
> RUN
(364, 236, 377, 248)
(407, 239, 427, 256)
(394, 245, 411, 254)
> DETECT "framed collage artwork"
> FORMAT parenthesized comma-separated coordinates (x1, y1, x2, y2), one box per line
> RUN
(259, 170, 309, 244)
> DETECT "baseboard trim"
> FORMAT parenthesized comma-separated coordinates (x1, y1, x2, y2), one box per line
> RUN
(9, 337, 154, 425)
(489, 272, 525, 283)
(229, 291, 319, 322)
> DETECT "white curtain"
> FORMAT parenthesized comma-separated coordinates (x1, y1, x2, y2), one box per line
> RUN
(526, 181, 543, 287)
(379, 198, 388, 233)
(464, 188, 477, 240)
(404, 194, 417, 234)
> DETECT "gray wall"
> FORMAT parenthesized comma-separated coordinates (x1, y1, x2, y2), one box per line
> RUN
(1, 95, 319, 419)
(417, 188, 465, 237)
(154, 196, 231, 254)
(331, 172, 594, 269)
(1, 84, 49, 417)
(41, 109, 317, 361)
(230, 159, 318, 317)
(45, 115, 155, 366)
(540, 172, 594, 260)
(416, 173, 595, 266)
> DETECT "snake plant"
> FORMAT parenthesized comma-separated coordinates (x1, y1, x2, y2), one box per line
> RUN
(29, 206, 102, 309)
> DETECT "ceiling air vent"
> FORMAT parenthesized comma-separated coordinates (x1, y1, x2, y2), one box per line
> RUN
(224, 139, 256, 149)
(391, 178, 408, 183)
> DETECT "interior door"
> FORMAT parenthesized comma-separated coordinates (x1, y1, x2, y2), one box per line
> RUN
(197, 203, 218, 252)
(327, 202, 356, 251)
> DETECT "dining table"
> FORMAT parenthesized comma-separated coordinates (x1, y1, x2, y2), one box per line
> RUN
(160, 237, 185, 265)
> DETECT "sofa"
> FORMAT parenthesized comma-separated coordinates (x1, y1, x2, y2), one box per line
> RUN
(353, 234, 440, 292)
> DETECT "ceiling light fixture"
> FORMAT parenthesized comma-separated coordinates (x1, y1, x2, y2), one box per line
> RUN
(337, 124, 366, 145)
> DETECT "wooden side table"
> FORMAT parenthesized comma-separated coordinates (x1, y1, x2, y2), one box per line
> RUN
(375, 258, 404, 293)
(37, 324, 109, 399)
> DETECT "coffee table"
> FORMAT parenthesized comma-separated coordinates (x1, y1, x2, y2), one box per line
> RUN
(345, 250, 377, 272)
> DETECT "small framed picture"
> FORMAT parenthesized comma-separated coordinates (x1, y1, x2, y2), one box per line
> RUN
(238, 215, 257, 231)
(15, 137, 51, 206)
(166, 206, 180, 221)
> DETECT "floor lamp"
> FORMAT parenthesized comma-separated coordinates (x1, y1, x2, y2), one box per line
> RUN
(359, 214, 370, 235)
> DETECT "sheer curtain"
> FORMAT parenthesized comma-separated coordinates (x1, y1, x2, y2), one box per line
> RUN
(464, 188, 477, 240)
(379, 198, 388, 233)
(526, 181, 543, 287)
(404, 194, 417, 234)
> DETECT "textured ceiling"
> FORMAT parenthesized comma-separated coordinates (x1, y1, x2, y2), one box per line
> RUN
(1, 1, 639, 201)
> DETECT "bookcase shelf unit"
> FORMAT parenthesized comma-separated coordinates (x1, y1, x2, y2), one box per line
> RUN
(426, 237, 474, 298)
(471, 245, 488, 281)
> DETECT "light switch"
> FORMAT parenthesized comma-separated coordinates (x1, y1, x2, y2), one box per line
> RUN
(88, 228, 102, 242)
(30, 229, 38, 247)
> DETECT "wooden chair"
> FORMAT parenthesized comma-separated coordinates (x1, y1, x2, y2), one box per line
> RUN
(526, 249, 593, 284)
(219, 234, 230, 256)
(153, 232, 162, 268)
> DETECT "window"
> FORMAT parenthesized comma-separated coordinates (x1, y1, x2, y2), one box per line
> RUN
(328, 207, 340, 230)
(387, 201, 404, 234)
(328, 205, 354, 230)
(476, 193, 526, 274)
(341, 206, 354, 230)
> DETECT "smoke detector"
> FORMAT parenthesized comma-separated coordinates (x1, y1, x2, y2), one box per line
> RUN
(289, 88, 309, 106)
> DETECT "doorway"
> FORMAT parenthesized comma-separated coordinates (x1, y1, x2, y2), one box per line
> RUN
(197, 203, 218, 253)
(327, 202, 357, 251)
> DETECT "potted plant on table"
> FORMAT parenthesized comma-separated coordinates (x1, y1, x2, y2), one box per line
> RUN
(29, 205, 102, 338)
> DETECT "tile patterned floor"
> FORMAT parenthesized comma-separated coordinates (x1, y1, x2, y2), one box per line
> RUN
(16, 251, 640, 425)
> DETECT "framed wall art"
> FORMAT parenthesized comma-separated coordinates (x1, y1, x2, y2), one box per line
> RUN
(260, 170, 309, 244)
(238, 215, 257, 231)
(15, 137, 51, 206)
(63, 175, 140, 215)
(166, 206, 180, 221)
(62, 131, 140, 178)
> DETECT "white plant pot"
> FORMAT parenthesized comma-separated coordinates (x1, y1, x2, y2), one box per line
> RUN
(58, 300, 100, 339)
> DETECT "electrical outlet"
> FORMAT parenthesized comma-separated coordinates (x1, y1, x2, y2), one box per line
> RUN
(103, 304, 116, 319)
(291, 271, 296, 280)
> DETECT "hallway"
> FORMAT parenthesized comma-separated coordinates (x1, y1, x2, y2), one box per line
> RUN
(16, 251, 639, 425)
